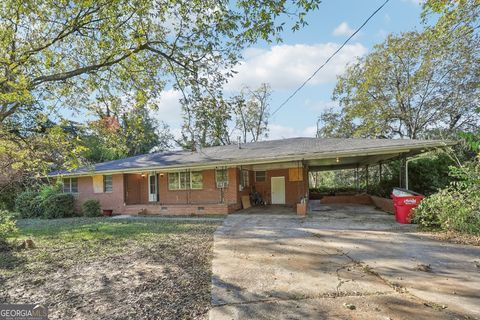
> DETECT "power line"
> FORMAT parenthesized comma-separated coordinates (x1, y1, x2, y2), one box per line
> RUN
(271, 0, 391, 117)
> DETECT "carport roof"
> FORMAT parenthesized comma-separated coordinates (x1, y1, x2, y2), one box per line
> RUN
(50, 137, 455, 176)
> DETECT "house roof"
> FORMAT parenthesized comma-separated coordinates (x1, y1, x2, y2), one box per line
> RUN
(50, 137, 455, 176)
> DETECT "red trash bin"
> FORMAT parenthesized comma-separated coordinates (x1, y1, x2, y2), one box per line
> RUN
(391, 188, 424, 224)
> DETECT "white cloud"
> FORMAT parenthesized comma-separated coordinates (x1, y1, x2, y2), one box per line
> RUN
(332, 22, 354, 36)
(225, 42, 367, 91)
(402, 0, 425, 5)
(151, 89, 183, 125)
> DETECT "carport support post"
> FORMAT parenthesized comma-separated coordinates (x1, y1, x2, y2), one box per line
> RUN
(365, 165, 369, 192)
(379, 162, 382, 182)
(355, 164, 359, 192)
(399, 155, 407, 189)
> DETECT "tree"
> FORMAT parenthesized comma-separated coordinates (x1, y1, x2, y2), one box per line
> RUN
(179, 96, 232, 149)
(178, 83, 272, 149)
(0, 0, 320, 180)
(0, 116, 86, 186)
(319, 3, 479, 139)
(82, 105, 173, 162)
(233, 83, 271, 143)
(0, 0, 321, 124)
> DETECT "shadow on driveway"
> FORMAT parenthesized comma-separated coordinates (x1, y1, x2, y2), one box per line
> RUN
(210, 204, 480, 319)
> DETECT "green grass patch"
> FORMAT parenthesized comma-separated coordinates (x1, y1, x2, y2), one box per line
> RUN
(2, 216, 222, 274)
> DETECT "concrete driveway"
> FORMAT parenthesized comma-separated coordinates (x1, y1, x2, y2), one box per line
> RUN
(209, 204, 480, 320)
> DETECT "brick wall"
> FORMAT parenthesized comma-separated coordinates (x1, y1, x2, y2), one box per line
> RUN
(77, 174, 125, 213)
(321, 194, 373, 205)
(122, 203, 232, 215)
(75, 166, 310, 214)
(249, 168, 308, 206)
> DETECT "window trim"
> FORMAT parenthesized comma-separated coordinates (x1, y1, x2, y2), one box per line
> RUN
(168, 171, 204, 190)
(103, 175, 113, 193)
(255, 171, 266, 182)
(241, 170, 250, 188)
(215, 169, 229, 188)
(190, 171, 203, 190)
(63, 177, 78, 194)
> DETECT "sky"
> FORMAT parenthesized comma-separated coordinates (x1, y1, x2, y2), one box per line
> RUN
(155, 0, 426, 142)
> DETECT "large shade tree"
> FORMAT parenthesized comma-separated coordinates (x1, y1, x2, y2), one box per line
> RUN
(318, 0, 479, 139)
(0, 0, 321, 182)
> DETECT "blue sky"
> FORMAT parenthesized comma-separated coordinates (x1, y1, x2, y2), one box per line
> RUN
(134, 0, 426, 142)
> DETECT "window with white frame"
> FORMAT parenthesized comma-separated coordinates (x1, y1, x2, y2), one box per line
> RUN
(168, 171, 203, 190)
(241, 170, 249, 188)
(215, 169, 229, 188)
(63, 178, 78, 193)
(190, 171, 203, 189)
(255, 171, 266, 182)
(103, 175, 113, 192)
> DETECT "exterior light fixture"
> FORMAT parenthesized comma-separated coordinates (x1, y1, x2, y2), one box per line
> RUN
(336, 157, 340, 163)
(160, 173, 164, 177)
(141, 173, 146, 178)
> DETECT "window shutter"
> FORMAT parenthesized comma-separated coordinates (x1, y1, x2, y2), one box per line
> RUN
(92, 175, 104, 193)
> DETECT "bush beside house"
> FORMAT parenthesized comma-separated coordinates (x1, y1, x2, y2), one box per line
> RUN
(43, 193, 76, 219)
(14, 184, 76, 219)
(82, 199, 102, 217)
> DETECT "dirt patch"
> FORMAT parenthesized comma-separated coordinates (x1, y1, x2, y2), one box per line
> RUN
(418, 230, 480, 247)
(0, 218, 221, 319)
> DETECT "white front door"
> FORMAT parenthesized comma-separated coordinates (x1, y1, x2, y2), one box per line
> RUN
(271, 176, 286, 204)
(148, 174, 158, 202)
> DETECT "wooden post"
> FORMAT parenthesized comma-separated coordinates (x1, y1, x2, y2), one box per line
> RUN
(399, 155, 407, 188)
(379, 162, 382, 182)
(355, 164, 359, 192)
(365, 165, 369, 192)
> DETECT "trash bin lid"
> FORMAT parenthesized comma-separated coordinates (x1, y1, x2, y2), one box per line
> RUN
(392, 187, 423, 197)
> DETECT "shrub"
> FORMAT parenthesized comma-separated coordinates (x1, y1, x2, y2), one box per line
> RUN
(38, 183, 63, 202)
(15, 190, 44, 218)
(42, 193, 76, 219)
(413, 161, 480, 235)
(0, 210, 17, 239)
(82, 199, 102, 217)
(0, 183, 22, 212)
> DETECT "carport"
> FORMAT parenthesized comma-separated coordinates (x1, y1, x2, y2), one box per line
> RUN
(234, 138, 454, 214)
(303, 139, 455, 213)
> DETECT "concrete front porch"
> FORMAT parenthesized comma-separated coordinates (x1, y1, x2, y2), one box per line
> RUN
(122, 203, 237, 215)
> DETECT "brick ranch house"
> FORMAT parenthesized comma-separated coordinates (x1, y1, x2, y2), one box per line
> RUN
(49, 137, 452, 215)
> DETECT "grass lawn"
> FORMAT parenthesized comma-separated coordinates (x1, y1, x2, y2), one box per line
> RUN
(0, 216, 223, 319)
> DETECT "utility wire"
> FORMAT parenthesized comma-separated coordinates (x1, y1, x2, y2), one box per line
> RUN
(271, 0, 391, 116)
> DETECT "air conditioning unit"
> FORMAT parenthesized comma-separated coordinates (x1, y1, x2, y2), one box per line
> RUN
(216, 181, 228, 189)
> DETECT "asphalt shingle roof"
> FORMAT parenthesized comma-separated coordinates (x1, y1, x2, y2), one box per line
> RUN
(50, 137, 452, 176)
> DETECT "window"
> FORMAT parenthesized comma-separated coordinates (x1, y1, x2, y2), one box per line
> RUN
(103, 175, 113, 192)
(168, 171, 203, 190)
(241, 170, 249, 188)
(255, 171, 266, 182)
(168, 172, 179, 190)
(179, 172, 189, 189)
(63, 178, 78, 193)
(191, 171, 203, 189)
(215, 169, 229, 188)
